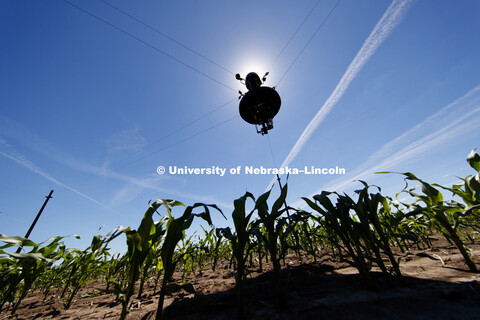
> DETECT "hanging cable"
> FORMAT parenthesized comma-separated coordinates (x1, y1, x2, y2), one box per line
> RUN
(269, 0, 322, 71)
(99, 0, 235, 76)
(62, 0, 237, 93)
(70, 97, 237, 190)
(266, 133, 276, 166)
(71, 113, 240, 189)
(62, 1, 240, 170)
(275, 0, 341, 88)
(115, 115, 240, 170)
(112, 98, 237, 168)
(141, 98, 236, 149)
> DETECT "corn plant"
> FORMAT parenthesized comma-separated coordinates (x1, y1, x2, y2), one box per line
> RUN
(137, 217, 168, 299)
(102, 253, 125, 293)
(254, 183, 289, 310)
(61, 227, 125, 310)
(118, 200, 174, 320)
(432, 149, 480, 233)
(277, 210, 312, 264)
(176, 234, 197, 281)
(303, 182, 406, 286)
(310, 213, 344, 258)
(155, 201, 225, 320)
(199, 225, 224, 272)
(438, 149, 480, 206)
(352, 182, 403, 283)
(304, 191, 375, 286)
(0, 234, 70, 314)
(192, 232, 214, 275)
(216, 191, 257, 320)
(250, 225, 266, 272)
(295, 213, 322, 261)
(388, 171, 478, 272)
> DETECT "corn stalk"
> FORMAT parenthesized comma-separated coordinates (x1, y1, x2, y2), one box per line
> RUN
(155, 201, 225, 320)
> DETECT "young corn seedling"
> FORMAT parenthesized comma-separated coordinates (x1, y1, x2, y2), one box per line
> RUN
(378, 149, 480, 272)
(177, 234, 197, 281)
(432, 149, 480, 230)
(137, 218, 168, 298)
(62, 227, 125, 310)
(278, 210, 312, 264)
(155, 201, 225, 320)
(200, 225, 223, 272)
(296, 213, 320, 261)
(304, 191, 374, 286)
(0, 234, 70, 314)
(216, 191, 257, 320)
(254, 182, 289, 310)
(391, 171, 478, 272)
(118, 200, 178, 320)
(352, 182, 403, 283)
(103, 252, 125, 293)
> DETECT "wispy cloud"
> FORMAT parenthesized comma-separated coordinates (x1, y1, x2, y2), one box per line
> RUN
(106, 170, 234, 210)
(292, 84, 480, 207)
(105, 126, 148, 155)
(358, 85, 480, 171)
(0, 116, 103, 175)
(0, 138, 116, 214)
(268, 0, 415, 189)
(0, 118, 233, 210)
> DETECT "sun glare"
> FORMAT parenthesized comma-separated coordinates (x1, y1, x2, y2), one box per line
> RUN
(235, 56, 270, 81)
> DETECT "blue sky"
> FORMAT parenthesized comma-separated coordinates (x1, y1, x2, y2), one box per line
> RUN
(1, 0, 480, 253)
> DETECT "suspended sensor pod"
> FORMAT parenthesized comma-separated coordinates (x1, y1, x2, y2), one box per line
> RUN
(236, 72, 281, 135)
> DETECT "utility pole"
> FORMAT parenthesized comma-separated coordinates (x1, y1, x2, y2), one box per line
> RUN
(16, 190, 54, 253)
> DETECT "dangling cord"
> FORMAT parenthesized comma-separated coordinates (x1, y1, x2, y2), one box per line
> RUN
(267, 134, 291, 218)
(267, 134, 276, 166)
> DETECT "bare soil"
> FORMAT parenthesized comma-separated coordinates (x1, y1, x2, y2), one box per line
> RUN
(5, 237, 480, 320)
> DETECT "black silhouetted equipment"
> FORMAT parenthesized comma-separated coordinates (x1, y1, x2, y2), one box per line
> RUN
(236, 72, 281, 135)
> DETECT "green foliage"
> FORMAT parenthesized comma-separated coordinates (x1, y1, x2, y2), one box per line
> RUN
(118, 200, 171, 320)
(216, 191, 256, 320)
(253, 183, 289, 309)
(61, 227, 125, 310)
(0, 234, 74, 314)
(155, 201, 225, 320)
(303, 182, 405, 286)
(379, 148, 480, 272)
(1, 148, 479, 319)
(394, 174, 477, 272)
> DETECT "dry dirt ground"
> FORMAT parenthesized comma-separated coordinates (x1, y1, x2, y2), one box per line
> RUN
(4, 237, 480, 320)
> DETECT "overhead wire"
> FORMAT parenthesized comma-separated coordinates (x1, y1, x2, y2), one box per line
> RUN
(61, 0, 242, 185)
(275, 0, 341, 88)
(138, 98, 236, 150)
(265, 0, 337, 166)
(70, 98, 238, 189)
(115, 115, 240, 170)
(71, 115, 240, 192)
(112, 98, 237, 169)
(264, 0, 341, 194)
(269, 0, 322, 71)
(62, 0, 342, 189)
(99, 0, 235, 76)
(62, 0, 237, 93)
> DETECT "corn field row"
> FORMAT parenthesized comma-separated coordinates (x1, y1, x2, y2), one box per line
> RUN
(1, 149, 480, 319)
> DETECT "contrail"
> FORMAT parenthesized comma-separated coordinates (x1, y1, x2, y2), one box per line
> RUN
(267, 0, 415, 190)
(292, 84, 480, 205)
(0, 118, 234, 210)
(0, 140, 117, 214)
